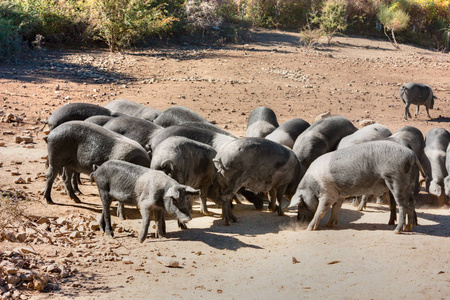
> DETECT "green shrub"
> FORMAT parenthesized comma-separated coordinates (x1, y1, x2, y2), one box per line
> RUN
(0, 17, 24, 62)
(89, 0, 177, 51)
(378, 2, 410, 49)
(312, 0, 348, 44)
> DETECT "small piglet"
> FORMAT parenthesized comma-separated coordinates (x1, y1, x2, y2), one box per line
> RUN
(91, 160, 200, 242)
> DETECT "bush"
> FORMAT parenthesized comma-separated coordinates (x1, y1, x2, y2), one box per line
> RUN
(244, 0, 313, 29)
(378, 2, 410, 49)
(312, 0, 348, 44)
(0, 16, 24, 62)
(89, 0, 178, 51)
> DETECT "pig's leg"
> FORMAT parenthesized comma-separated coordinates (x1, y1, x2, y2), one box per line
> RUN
(327, 197, 344, 227)
(72, 172, 82, 195)
(44, 165, 59, 204)
(352, 196, 360, 207)
(62, 167, 81, 203)
(139, 206, 152, 243)
(275, 187, 287, 216)
(200, 196, 212, 216)
(98, 189, 113, 237)
(388, 191, 397, 225)
(268, 189, 276, 212)
(425, 106, 431, 119)
(154, 208, 166, 238)
(357, 195, 368, 211)
(404, 103, 411, 120)
(222, 197, 237, 226)
(307, 198, 330, 231)
(117, 203, 126, 220)
(414, 105, 420, 117)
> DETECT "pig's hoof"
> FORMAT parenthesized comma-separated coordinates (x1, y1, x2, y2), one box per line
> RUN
(46, 199, 55, 205)
(201, 210, 212, 216)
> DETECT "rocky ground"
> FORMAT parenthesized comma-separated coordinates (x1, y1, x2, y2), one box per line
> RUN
(0, 30, 449, 299)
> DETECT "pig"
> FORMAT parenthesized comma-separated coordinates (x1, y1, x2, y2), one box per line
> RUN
(149, 125, 264, 209)
(153, 106, 211, 127)
(245, 107, 279, 138)
(337, 123, 392, 150)
(444, 144, 450, 197)
(43, 121, 150, 205)
(293, 115, 357, 169)
(400, 82, 436, 121)
(183, 122, 237, 138)
(84, 115, 116, 126)
(104, 99, 161, 121)
(90, 160, 199, 242)
(387, 126, 431, 194)
(424, 128, 450, 197)
(213, 137, 303, 225)
(290, 141, 425, 233)
(265, 118, 310, 148)
(150, 125, 235, 154)
(151, 136, 220, 215)
(45, 103, 119, 131)
(101, 115, 162, 151)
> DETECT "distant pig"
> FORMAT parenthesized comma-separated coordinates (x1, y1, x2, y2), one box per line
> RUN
(104, 99, 161, 121)
(91, 160, 199, 242)
(424, 128, 450, 197)
(44, 121, 150, 204)
(293, 115, 357, 169)
(290, 141, 425, 233)
(265, 118, 310, 148)
(245, 107, 279, 138)
(400, 82, 436, 120)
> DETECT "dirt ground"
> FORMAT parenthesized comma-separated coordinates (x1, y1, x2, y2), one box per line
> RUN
(1, 29, 449, 299)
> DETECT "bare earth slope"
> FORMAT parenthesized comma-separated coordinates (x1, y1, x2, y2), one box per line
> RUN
(0, 30, 449, 299)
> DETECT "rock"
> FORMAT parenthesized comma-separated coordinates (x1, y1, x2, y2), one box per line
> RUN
(6, 274, 20, 285)
(33, 274, 48, 292)
(14, 247, 39, 256)
(88, 221, 99, 231)
(4, 266, 18, 275)
(314, 111, 331, 122)
(359, 119, 375, 127)
(46, 264, 59, 273)
(2, 113, 22, 123)
(15, 231, 27, 242)
(122, 257, 133, 264)
(156, 256, 180, 268)
(14, 136, 33, 144)
(14, 177, 26, 184)
(69, 231, 81, 239)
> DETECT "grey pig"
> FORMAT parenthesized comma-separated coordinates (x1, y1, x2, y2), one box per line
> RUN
(290, 141, 425, 233)
(400, 82, 436, 120)
(91, 160, 199, 242)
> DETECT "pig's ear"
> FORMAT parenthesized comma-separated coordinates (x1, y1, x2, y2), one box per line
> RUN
(213, 158, 224, 173)
(288, 192, 303, 208)
(184, 186, 201, 196)
(164, 186, 179, 199)
(161, 160, 174, 177)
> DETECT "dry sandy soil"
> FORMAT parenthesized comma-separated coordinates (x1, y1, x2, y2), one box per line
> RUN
(1, 30, 450, 299)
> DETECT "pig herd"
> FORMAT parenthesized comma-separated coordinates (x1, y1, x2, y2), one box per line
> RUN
(42, 99, 450, 242)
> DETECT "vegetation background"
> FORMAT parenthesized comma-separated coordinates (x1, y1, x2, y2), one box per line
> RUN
(0, 0, 449, 61)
